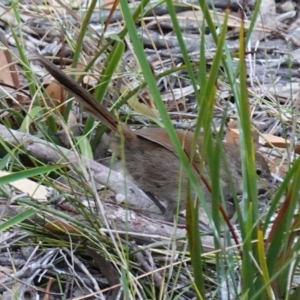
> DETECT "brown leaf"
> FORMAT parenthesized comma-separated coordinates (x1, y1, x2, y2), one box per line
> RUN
(265, 156, 287, 177)
(226, 118, 238, 129)
(225, 128, 291, 176)
(261, 133, 300, 154)
(0, 31, 29, 105)
(44, 220, 79, 234)
(226, 124, 264, 148)
(44, 80, 67, 113)
(0, 171, 48, 201)
(0, 266, 12, 279)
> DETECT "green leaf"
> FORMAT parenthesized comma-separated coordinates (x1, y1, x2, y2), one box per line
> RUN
(75, 136, 93, 159)
(20, 106, 45, 132)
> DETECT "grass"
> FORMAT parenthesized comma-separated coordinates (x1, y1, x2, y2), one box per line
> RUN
(0, 0, 299, 299)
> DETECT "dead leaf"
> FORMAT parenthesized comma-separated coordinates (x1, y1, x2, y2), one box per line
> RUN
(0, 171, 48, 201)
(265, 156, 287, 177)
(225, 128, 242, 145)
(0, 266, 12, 279)
(225, 128, 299, 176)
(44, 80, 67, 112)
(44, 220, 79, 234)
(43, 277, 55, 300)
(67, 111, 77, 128)
(121, 83, 159, 118)
(226, 118, 238, 129)
(0, 31, 29, 105)
(226, 128, 284, 151)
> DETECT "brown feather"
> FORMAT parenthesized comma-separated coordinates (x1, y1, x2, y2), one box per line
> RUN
(37, 54, 136, 142)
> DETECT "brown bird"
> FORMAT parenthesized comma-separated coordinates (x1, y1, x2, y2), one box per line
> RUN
(37, 55, 272, 221)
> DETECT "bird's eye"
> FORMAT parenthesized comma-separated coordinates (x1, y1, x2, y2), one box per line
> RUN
(256, 169, 262, 176)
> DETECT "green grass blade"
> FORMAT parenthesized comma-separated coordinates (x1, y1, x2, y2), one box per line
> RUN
(94, 41, 125, 102)
(0, 209, 36, 232)
(118, 0, 206, 215)
(238, 18, 258, 296)
(20, 106, 45, 132)
(84, 40, 124, 137)
(0, 165, 62, 185)
(74, 136, 93, 159)
(165, 0, 200, 104)
(64, 0, 99, 119)
(257, 227, 273, 298)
